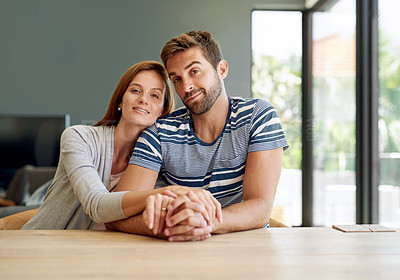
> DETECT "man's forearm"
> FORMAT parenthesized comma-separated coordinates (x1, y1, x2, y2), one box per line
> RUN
(212, 149, 282, 234)
(105, 214, 167, 239)
(212, 198, 272, 234)
(105, 207, 213, 242)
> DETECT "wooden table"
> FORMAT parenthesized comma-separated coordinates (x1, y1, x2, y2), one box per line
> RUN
(1, 227, 399, 279)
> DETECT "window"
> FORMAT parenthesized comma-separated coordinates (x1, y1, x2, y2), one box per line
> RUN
(312, 0, 356, 226)
(378, 0, 400, 227)
(252, 0, 399, 227)
(252, 11, 302, 226)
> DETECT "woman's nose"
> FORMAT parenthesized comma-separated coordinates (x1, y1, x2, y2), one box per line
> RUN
(138, 93, 148, 104)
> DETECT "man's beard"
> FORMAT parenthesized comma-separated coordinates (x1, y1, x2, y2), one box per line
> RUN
(183, 73, 223, 115)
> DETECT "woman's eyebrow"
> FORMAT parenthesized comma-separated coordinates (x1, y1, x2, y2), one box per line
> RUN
(151, 87, 163, 92)
(129, 83, 162, 92)
(128, 82, 142, 88)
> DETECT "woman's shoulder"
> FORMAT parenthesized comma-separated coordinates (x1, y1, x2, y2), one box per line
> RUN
(64, 124, 114, 133)
(62, 125, 114, 141)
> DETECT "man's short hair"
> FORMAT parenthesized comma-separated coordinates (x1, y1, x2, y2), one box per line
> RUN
(161, 31, 224, 70)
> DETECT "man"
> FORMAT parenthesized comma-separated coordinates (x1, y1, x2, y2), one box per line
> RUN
(107, 31, 289, 241)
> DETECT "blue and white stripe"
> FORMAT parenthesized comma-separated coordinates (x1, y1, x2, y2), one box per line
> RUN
(130, 97, 289, 208)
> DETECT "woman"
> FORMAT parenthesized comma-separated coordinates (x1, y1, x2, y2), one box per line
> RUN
(22, 61, 176, 229)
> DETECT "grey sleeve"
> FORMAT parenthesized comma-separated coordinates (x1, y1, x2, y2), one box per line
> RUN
(60, 127, 128, 223)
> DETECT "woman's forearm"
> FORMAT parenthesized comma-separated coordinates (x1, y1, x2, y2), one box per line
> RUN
(121, 188, 166, 217)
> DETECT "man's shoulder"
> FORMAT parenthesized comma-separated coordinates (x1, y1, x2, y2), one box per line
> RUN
(230, 97, 271, 108)
(230, 97, 273, 117)
(139, 107, 191, 145)
(156, 107, 189, 126)
(140, 107, 191, 139)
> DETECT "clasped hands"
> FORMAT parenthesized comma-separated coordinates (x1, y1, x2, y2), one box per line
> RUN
(142, 187, 222, 242)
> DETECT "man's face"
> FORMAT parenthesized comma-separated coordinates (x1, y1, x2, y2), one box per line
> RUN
(166, 47, 223, 115)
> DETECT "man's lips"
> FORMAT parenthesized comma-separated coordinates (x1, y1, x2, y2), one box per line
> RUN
(185, 90, 203, 103)
(132, 107, 149, 114)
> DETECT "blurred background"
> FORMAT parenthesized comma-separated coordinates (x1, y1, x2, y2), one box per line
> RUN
(1, 0, 399, 227)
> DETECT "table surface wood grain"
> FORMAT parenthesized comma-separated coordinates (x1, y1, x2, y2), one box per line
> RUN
(1, 227, 399, 279)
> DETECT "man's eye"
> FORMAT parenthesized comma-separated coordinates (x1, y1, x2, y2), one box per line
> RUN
(172, 78, 181, 84)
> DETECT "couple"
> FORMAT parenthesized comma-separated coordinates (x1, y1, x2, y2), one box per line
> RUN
(23, 31, 289, 241)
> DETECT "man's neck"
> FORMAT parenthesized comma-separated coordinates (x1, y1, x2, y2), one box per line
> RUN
(191, 92, 229, 143)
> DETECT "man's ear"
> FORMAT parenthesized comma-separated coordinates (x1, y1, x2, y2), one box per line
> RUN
(217, 60, 229, 80)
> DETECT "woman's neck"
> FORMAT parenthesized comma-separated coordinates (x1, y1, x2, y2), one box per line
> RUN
(111, 121, 143, 174)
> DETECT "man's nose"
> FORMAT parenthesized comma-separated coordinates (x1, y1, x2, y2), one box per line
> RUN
(182, 78, 194, 93)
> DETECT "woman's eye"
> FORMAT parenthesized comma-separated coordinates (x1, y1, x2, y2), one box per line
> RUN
(151, 93, 159, 99)
(131, 89, 140, 93)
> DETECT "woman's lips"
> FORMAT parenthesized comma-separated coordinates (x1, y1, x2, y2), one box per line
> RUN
(132, 107, 149, 114)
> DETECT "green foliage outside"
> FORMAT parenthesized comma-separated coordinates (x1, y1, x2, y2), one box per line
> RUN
(252, 29, 399, 184)
(252, 53, 302, 170)
(312, 75, 356, 172)
(379, 30, 400, 186)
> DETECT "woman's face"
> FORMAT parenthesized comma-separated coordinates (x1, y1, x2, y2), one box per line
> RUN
(119, 70, 165, 129)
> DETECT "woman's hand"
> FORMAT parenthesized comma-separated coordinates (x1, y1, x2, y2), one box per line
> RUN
(142, 193, 175, 235)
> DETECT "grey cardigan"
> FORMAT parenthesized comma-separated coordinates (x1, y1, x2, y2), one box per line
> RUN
(22, 125, 127, 229)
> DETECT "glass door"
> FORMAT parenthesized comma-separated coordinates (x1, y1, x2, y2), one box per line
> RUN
(378, 0, 400, 227)
(252, 11, 303, 226)
(312, 0, 357, 226)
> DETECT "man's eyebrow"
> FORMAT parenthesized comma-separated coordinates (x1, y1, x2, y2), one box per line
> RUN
(169, 61, 202, 77)
(185, 61, 202, 70)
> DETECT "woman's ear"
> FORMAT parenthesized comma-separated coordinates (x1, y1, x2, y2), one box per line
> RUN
(217, 60, 229, 80)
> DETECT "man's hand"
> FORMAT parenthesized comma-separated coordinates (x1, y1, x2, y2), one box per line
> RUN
(142, 192, 213, 241)
(166, 188, 223, 227)
(164, 197, 212, 242)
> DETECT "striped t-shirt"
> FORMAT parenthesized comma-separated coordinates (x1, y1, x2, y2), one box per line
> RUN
(130, 97, 289, 208)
